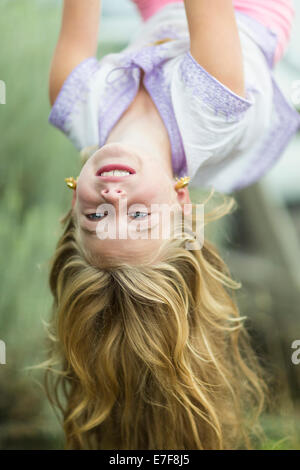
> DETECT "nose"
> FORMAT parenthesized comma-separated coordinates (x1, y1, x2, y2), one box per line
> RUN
(101, 187, 127, 202)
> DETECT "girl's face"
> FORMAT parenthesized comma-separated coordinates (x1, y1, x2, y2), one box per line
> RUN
(72, 143, 191, 264)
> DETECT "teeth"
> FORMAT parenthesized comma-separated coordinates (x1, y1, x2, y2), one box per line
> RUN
(100, 170, 131, 176)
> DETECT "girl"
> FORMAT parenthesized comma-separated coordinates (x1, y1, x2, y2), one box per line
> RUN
(48, 0, 300, 265)
(43, 0, 298, 449)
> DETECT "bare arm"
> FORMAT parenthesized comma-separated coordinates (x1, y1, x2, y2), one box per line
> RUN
(183, 0, 246, 97)
(49, 0, 101, 106)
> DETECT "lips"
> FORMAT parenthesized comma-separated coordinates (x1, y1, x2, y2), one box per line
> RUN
(96, 164, 136, 176)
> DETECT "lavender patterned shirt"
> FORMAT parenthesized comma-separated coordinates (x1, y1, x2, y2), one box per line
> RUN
(49, 2, 300, 194)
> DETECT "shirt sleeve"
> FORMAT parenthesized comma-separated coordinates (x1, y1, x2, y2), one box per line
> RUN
(49, 56, 109, 151)
(171, 29, 274, 193)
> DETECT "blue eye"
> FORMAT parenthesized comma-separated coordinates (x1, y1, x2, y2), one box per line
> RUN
(86, 211, 108, 221)
(129, 211, 149, 220)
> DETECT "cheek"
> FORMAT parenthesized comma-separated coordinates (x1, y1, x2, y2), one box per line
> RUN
(140, 180, 174, 203)
(76, 186, 87, 206)
(76, 177, 97, 206)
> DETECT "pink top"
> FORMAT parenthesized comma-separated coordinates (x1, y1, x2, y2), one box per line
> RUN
(131, 0, 295, 64)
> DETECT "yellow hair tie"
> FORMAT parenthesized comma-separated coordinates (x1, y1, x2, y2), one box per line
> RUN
(174, 176, 191, 190)
(65, 176, 78, 190)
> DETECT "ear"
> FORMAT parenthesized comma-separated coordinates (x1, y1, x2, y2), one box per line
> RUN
(71, 189, 77, 208)
(175, 186, 191, 204)
(174, 186, 192, 215)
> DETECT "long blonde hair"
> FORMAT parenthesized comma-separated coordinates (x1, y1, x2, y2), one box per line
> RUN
(41, 193, 268, 450)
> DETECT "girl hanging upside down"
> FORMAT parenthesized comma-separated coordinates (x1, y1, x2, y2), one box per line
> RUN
(43, 0, 300, 450)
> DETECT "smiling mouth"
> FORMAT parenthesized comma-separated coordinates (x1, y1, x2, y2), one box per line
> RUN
(96, 164, 136, 177)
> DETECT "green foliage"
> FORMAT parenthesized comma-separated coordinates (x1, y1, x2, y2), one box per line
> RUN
(256, 414, 300, 450)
